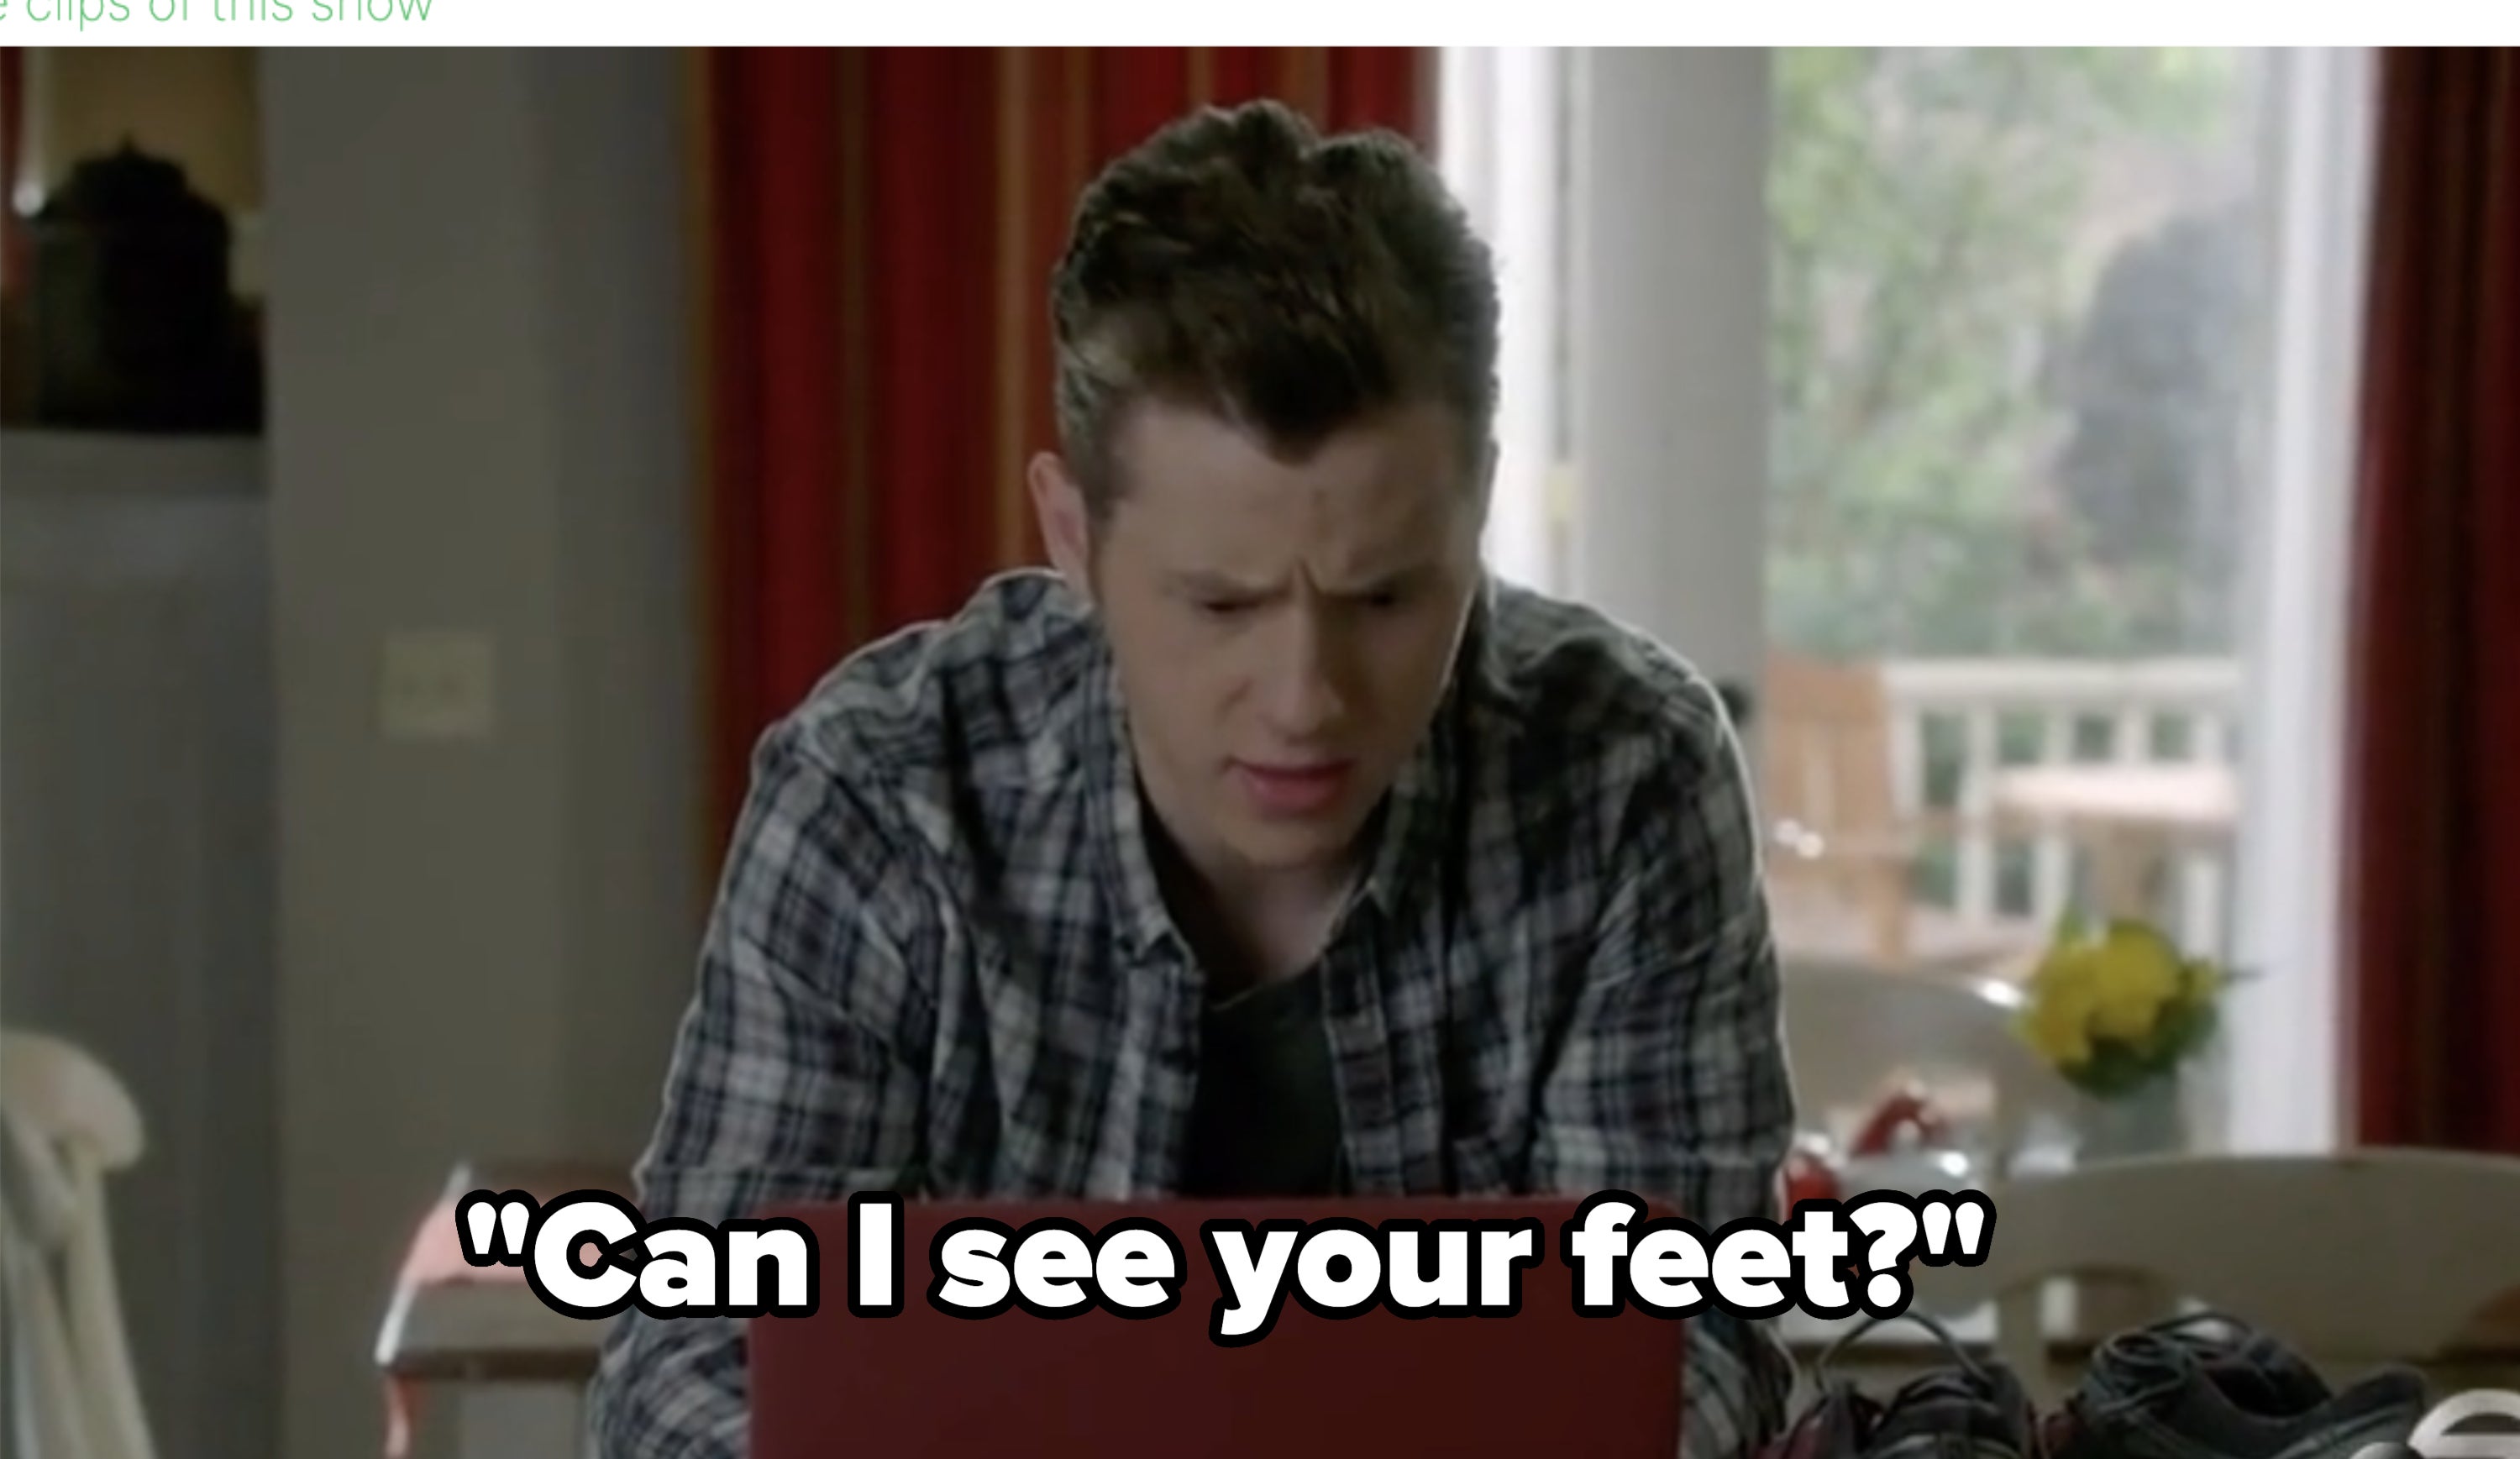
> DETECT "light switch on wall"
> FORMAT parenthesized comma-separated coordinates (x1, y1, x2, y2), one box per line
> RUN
(380, 631, 496, 742)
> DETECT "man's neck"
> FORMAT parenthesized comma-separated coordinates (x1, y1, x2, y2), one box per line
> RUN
(1141, 795, 1357, 999)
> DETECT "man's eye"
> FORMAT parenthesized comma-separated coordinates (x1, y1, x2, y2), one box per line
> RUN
(1198, 599, 1255, 618)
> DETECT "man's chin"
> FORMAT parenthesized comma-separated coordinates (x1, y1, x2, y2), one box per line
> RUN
(1216, 812, 1368, 877)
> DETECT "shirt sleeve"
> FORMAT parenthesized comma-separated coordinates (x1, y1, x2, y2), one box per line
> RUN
(586, 716, 934, 1459)
(1524, 678, 1800, 1459)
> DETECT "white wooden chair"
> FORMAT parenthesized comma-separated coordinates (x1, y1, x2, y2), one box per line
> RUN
(1, 1030, 160, 1459)
(1761, 652, 2045, 976)
(1908, 1151, 2520, 1405)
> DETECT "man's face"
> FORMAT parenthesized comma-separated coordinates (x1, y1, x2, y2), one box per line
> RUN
(1042, 398, 1486, 881)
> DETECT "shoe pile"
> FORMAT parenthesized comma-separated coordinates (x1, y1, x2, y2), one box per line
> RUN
(1762, 1310, 2431, 1459)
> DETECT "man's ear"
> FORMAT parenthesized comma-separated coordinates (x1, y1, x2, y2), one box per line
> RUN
(1027, 450, 1095, 601)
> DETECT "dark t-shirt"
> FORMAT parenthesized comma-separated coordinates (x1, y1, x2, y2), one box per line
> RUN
(1175, 970, 1343, 1197)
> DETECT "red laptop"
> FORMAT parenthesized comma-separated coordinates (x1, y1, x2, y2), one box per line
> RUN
(750, 1196, 1685, 1458)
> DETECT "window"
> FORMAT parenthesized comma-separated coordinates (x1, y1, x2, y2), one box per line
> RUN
(1446, 47, 2375, 1158)
(1765, 49, 2274, 963)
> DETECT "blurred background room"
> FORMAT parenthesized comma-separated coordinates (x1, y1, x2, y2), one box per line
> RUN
(0, 43, 2512, 1459)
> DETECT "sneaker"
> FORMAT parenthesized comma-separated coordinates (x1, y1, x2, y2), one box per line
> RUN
(2043, 1311, 2429, 1459)
(1764, 1310, 2040, 1459)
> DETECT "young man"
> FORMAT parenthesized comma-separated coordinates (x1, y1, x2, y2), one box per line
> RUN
(590, 99, 1795, 1458)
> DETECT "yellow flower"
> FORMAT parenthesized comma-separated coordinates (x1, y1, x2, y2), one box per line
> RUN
(2021, 995, 2093, 1068)
(2020, 944, 2105, 1066)
(2014, 913, 2228, 1085)
(2085, 921, 2181, 1042)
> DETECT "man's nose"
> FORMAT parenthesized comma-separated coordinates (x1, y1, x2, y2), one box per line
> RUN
(1260, 609, 1351, 740)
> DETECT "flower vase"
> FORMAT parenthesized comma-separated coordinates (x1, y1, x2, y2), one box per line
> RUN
(2076, 1070, 2188, 1163)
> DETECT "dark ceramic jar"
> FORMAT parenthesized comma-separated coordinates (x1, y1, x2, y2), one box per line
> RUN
(29, 142, 256, 433)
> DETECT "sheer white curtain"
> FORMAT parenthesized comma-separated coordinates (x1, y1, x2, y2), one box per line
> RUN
(1437, 47, 1568, 598)
(2226, 45, 2378, 1156)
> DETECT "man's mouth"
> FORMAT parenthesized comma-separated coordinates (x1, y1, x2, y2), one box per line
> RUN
(1230, 758, 1356, 817)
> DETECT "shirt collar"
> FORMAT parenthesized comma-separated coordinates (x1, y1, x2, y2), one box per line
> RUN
(1354, 577, 1489, 925)
(1352, 675, 1457, 927)
(1082, 641, 1184, 959)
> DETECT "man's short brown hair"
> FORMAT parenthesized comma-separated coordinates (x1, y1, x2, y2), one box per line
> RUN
(1047, 99, 1500, 520)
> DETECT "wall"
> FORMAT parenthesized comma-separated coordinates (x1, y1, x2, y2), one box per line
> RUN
(259, 48, 701, 1459)
(1, 431, 277, 1459)
(537, 53, 713, 1165)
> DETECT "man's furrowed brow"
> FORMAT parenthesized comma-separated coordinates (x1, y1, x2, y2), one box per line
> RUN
(1168, 569, 1276, 598)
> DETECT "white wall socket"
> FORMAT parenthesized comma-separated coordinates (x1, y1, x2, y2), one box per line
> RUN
(380, 630, 496, 742)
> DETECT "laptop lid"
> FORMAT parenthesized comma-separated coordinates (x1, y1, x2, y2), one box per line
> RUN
(750, 1196, 1685, 1459)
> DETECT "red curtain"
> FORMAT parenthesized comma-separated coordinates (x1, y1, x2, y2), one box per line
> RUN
(2, 48, 27, 293)
(695, 47, 1431, 839)
(2344, 49, 2520, 1152)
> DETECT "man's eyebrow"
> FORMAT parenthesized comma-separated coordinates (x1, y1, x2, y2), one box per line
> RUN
(1331, 562, 1435, 596)
(1166, 562, 1432, 598)
(1167, 569, 1273, 597)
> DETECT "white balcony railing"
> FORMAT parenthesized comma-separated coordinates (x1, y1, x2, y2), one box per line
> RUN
(1875, 656, 2244, 954)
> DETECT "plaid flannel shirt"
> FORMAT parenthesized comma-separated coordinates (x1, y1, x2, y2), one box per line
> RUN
(589, 569, 1798, 1458)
